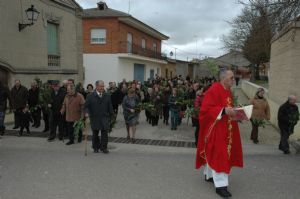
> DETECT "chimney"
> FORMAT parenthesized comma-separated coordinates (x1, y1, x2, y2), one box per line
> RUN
(97, 1, 108, 10)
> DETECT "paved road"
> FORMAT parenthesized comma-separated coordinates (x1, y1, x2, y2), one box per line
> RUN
(1, 88, 299, 199)
(1, 137, 300, 199)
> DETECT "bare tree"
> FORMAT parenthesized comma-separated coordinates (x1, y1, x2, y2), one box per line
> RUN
(222, 0, 300, 80)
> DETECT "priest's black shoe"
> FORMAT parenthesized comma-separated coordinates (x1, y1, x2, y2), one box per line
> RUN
(101, 149, 109, 154)
(216, 187, 232, 198)
(66, 141, 74, 145)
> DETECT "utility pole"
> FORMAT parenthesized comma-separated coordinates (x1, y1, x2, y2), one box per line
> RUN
(128, 0, 131, 14)
(194, 35, 198, 59)
(174, 47, 177, 60)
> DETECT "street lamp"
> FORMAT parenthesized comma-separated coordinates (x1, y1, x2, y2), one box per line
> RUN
(169, 48, 177, 60)
(18, 5, 40, 32)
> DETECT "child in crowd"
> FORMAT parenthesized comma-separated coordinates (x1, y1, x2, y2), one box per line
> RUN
(19, 106, 33, 136)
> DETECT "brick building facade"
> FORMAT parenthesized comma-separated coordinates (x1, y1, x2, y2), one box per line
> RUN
(82, 2, 168, 86)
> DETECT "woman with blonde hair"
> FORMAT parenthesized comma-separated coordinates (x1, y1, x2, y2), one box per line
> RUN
(249, 87, 270, 144)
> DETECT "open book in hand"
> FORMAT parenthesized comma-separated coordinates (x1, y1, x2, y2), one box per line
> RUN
(232, 105, 253, 121)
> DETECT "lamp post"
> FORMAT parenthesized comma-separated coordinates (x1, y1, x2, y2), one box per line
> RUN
(19, 5, 40, 31)
(170, 47, 177, 60)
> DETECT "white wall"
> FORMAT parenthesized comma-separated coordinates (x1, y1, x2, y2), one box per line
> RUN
(118, 59, 135, 82)
(145, 63, 160, 80)
(118, 58, 161, 82)
(84, 54, 119, 87)
(85, 54, 163, 86)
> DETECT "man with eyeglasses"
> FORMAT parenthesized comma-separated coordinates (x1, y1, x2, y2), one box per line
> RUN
(195, 69, 243, 198)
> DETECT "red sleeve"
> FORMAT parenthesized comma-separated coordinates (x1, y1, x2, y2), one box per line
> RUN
(200, 86, 223, 123)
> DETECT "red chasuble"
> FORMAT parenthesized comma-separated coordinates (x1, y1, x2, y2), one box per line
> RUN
(195, 82, 243, 174)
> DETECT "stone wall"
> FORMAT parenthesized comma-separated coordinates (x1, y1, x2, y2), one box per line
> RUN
(0, 0, 83, 88)
(269, 20, 300, 104)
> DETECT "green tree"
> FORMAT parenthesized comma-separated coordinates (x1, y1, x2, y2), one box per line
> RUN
(205, 59, 219, 77)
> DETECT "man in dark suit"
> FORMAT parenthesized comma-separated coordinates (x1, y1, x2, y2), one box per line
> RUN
(48, 81, 66, 141)
(85, 80, 113, 153)
(11, 80, 28, 129)
(278, 95, 299, 154)
(28, 82, 41, 128)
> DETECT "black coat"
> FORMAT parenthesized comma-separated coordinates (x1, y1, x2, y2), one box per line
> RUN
(278, 101, 299, 133)
(0, 83, 10, 111)
(11, 85, 28, 109)
(84, 91, 113, 131)
(110, 88, 122, 107)
(20, 111, 33, 127)
(28, 88, 39, 108)
(50, 89, 66, 116)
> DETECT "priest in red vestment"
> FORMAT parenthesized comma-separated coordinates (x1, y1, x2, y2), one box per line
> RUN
(195, 69, 243, 198)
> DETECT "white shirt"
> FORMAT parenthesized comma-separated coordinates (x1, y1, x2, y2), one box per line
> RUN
(96, 91, 102, 97)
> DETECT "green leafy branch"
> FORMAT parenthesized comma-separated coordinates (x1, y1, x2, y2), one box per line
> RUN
(73, 118, 85, 140)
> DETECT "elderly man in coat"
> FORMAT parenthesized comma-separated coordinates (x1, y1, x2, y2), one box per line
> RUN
(85, 80, 114, 154)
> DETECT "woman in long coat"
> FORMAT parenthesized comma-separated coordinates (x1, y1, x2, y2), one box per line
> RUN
(249, 87, 270, 144)
(122, 88, 140, 143)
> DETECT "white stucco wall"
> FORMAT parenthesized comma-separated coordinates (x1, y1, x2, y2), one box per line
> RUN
(84, 54, 164, 86)
(83, 54, 119, 87)
(118, 58, 135, 82)
(118, 58, 162, 82)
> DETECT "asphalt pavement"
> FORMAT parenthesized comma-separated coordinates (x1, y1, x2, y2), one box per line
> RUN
(1, 88, 299, 199)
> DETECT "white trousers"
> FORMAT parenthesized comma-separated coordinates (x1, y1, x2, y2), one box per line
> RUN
(204, 164, 229, 188)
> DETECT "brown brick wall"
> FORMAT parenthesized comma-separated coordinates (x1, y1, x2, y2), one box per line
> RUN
(83, 18, 120, 53)
(119, 22, 162, 53)
(83, 17, 162, 54)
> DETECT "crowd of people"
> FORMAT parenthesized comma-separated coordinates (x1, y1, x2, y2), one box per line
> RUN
(0, 75, 216, 147)
(0, 70, 299, 198)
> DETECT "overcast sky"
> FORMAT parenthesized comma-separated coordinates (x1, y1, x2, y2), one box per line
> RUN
(76, 0, 244, 60)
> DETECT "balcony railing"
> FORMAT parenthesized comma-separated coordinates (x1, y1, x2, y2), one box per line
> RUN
(119, 42, 167, 61)
(48, 55, 60, 67)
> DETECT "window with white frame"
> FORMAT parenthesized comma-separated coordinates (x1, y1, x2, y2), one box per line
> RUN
(153, 43, 157, 52)
(142, 39, 146, 49)
(90, 28, 106, 44)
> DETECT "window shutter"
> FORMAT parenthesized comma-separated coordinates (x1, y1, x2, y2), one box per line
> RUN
(47, 23, 58, 55)
(91, 29, 106, 44)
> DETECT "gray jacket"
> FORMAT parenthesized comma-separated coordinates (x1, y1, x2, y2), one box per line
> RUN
(84, 91, 113, 130)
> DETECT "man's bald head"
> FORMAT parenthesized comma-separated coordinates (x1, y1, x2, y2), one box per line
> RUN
(219, 69, 234, 89)
(288, 95, 297, 105)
